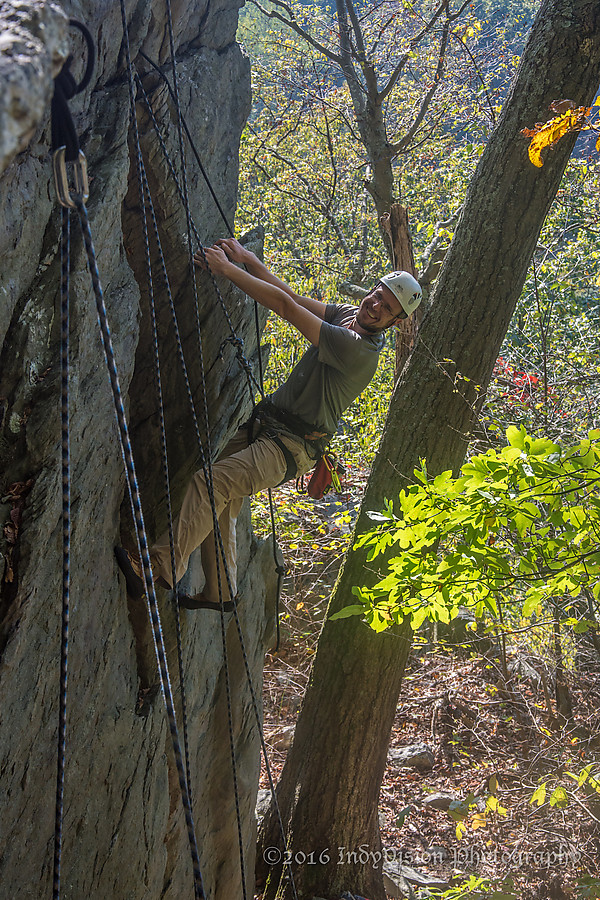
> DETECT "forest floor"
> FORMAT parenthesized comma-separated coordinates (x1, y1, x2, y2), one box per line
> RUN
(254, 468, 600, 900)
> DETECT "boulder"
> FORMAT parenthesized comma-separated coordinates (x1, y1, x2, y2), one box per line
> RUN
(422, 791, 460, 811)
(388, 742, 435, 771)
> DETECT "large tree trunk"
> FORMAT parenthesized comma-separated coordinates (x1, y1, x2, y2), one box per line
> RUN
(257, 2, 600, 898)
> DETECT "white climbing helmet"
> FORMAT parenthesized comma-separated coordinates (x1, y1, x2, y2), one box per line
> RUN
(379, 270, 422, 317)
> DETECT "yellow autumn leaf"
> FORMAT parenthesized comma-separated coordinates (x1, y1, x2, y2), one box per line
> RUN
(523, 108, 590, 167)
(471, 812, 488, 830)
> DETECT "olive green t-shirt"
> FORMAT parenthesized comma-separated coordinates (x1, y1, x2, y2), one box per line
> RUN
(270, 303, 384, 436)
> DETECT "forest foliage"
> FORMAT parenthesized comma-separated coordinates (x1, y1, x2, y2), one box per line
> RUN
(238, 0, 600, 639)
(237, 3, 600, 892)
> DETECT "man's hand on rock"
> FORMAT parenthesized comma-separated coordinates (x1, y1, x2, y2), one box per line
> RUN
(214, 237, 253, 266)
(193, 244, 232, 277)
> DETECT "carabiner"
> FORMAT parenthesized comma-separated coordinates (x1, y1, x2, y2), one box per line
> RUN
(53, 147, 89, 208)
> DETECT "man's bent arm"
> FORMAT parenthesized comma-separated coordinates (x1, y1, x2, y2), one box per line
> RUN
(213, 238, 327, 320)
(195, 245, 323, 346)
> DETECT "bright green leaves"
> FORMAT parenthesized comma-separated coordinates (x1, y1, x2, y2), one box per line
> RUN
(339, 429, 600, 634)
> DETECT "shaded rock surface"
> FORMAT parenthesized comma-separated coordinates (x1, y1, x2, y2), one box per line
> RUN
(421, 791, 460, 811)
(387, 742, 435, 772)
(0, 2, 273, 898)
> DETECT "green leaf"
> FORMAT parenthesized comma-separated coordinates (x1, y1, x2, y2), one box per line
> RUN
(329, 604, 365, 620)
(523, 591, 542, 617)
(506, 425, 526, 449)
(549, 786, 569, 808)
(410, 606, 430, 630)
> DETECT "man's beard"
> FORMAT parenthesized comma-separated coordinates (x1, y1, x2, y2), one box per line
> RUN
(356, 312, 384, 334)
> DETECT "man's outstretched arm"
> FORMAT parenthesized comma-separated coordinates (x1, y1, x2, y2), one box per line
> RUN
(194, 243, 324, 346)
(211, 238, 328, 320)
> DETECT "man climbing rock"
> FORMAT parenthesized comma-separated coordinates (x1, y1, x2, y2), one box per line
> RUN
(115, 237, 421, 609)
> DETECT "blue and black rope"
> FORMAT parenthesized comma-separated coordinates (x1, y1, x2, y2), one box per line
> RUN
(134, 34, 296, 898)
(162, 3, 249, 892)
(74, 195, 205, 900)
(131, 103, 196, 810)
(53, 206, 71, 900)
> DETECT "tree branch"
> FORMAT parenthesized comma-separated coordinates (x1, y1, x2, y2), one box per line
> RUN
(378, 0, 449, 103)
(249, 0, 344, 65)
(251, 137, 352, 255)
(335, 0, 366, 117)
(343, 0, 367, 63)
(390, 14, 451, 155)
(450, 27, 497, 128)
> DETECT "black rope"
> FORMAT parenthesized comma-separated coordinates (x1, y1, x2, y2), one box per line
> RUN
(134, 37, 296, 894)
(74, 192, 206, 899)
(51, 24, 94, 896)
(123, 7, 252, 896)
(122, 22, 196, 821)
(141, 168, 196, 815)
(117, 6, 206, 897)
(161, 4, 251, 892)
(139, 50, 235, 237)
(53, 207, 70, 900)
(132, 71, 261, 395)
(51, 20, 95, 160)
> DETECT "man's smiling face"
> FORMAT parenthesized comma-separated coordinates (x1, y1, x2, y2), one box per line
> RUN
(355, 283, 406, 334)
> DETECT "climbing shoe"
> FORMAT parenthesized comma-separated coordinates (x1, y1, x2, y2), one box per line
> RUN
(177, 590, 240, 613)
(114, 546, 145, 600)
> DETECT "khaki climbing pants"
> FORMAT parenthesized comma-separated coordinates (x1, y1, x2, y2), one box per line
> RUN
(150, 425, 314, 598)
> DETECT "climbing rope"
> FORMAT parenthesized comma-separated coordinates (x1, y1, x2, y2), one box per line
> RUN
(135, 146, 249, 897)
(50, 23, 95, 896)
(52, 206, 70, 900)
(116, 5, 206, 897)
(133, 60, 286, 645)
(131, 39, 297, 896)
(120, 19, 196, 820)
(127, 5, 250, 890)
(140, 162, 196, 812)
(139, 49, 235, 237)
(132, 72, 262, 400)
(75, 193, 206, 898)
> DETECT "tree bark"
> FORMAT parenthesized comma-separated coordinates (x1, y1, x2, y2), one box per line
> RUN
(381, 204, 423, 374)
(257, 3, 600, 898)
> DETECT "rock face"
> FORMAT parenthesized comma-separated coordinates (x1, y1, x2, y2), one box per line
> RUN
(0, 2, 275, 898)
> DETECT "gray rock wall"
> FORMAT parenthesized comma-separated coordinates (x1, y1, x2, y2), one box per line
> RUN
(0, 2, 274, 898)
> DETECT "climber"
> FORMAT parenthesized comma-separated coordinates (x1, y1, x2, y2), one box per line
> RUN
(115, 238, 422, 610)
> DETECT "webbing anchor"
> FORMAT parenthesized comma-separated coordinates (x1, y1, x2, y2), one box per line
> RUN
(53, 147, 89, 208)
